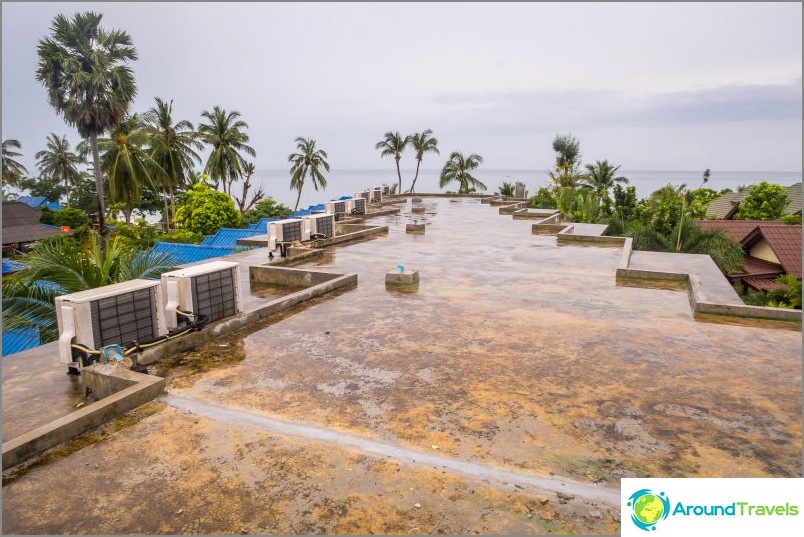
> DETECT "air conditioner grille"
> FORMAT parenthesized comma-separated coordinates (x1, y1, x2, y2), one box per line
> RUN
(281, 221, 303, 242)
(334, 202, 346, 214)
(371, 190, 381, 202)
(90, 289, 156, 348)
(191, 269, 236, 323)
(316, 217, 334, 237)
(353, 199, 366, 213)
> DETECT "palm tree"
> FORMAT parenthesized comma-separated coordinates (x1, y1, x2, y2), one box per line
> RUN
(439, 152, 487, 194)
(2, 233, 175, 343)
(375, 131, 408, 194)
(288, 137, 329, 211)
(34, 134, 84, 207)
(2, 139, 28, 188)
(498, 181, 516, 197)
(99, 115, 166, 224)
(142, 97, 203, 228)
(407, 129, 439, 194)
(36, 11, 138, 236)
(198, 106, 256, 196)
(580, 160, 629, 207)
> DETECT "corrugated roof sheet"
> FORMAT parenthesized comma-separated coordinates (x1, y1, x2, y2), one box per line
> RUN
(246, 217, 280, 231)
(290, 209, 312, 217)
(151, 242, 240, 265)
(15, 196, 47, 208)
(199, 227, 264, 248)
(1, 258, 27, 275)
(756, 225, 802, 278)
(738, 256, 784, 277)
(742, 276, 783, 292)
(786, 182, 802, 215)
(2, 327, 41, 357)
(338, 196, 352, 200)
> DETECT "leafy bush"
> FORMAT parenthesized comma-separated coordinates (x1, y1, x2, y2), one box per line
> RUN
(173, 183, 240, 235)
(529, 187, 557, 209)
(241, 196, 292, 225)
(734, 181, 789, 220)
(159, 229, 205, 244)
(44, 207, 91, 229)
(498, 182, 515, 197)
(109, 218, 160, 250)
(781, 213, 802, 225)
(766, 274, 802, 309)
(612, 184, 637, 222)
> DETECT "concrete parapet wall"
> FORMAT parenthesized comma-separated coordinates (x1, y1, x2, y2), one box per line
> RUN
(532, 223, 571, 235)
(250, 265, 339, 287)
(512, 209, 560, 221)
(557, 234, 624, 246)
(2, 367, 164, 470)
(136, 270, 357, 367)
(498, 202, 527, 214)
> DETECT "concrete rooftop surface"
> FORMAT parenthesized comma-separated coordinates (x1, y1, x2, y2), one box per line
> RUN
(2, 198, 801, 535)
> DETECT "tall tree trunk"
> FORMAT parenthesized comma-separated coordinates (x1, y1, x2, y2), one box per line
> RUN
(89, 132, 106, 236)
(410, 158, 422, 194)
(293, 166, 308, 211)
(168, 183, 176, 226)
(161, 187, 170, 231)
(65, 181, 72, 208)
(395, 157, 403, 194)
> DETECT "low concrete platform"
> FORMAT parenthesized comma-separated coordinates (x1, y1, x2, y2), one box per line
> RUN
(406, 223, 425, 233)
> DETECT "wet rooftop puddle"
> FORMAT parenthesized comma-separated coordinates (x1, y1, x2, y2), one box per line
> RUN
(3, 198, 801, 534)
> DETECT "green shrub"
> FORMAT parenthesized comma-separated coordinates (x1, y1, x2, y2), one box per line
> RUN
(529, 187, 557, 209)
(241, 197, 293, 225)
(781, 213, 802, 225)
(734, 181, 789, 220)
(174, 183, 240, 235)
(159, 229, 205, 244)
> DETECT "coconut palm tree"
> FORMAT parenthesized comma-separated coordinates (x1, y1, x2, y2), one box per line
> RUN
(375, 131, 408, 194)
(2, 139, 28, 188)
(580, 160, 629, 207)
(439, 152, 487, 194)
(288, 137, 329, 211)
(408, 129, 439, 194)
(498, 181, 516, 197)
(36, 11, 138, 235)
(34, 134, 84, 207)
(198, 106, 255, 196)
(99, 115, 166, 224)
(2, 233, 175, 343)
(142, 97, 203, 227)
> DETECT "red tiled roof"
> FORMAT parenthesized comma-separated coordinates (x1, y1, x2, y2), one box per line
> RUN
(757, 226, 802, 278)
(698, 220, 789, 243)
(742, 276, 783, 292)
(737, 256, 784, 277)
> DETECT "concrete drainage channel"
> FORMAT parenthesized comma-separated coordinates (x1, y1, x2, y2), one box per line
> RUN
(2, 264, 357, 470)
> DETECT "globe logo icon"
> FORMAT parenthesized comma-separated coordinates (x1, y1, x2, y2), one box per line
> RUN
(627, 489, 670, 531)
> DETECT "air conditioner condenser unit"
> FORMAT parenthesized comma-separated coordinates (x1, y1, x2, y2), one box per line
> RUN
(55, 279, 167, 370)
(161, 260, 242, 330)
(305, 213, 335, 238)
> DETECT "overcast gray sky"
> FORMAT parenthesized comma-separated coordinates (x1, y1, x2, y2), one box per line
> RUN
(2, 2, 802, 173)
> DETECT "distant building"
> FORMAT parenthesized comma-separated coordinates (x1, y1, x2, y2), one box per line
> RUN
(2, 202, 67, 253)
(705, 182, 802, 220)
(698, 220, 802, 292)
(14, 196, 62, 212)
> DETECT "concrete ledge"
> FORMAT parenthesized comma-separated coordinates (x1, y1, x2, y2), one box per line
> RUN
(411, 206, 425, 214)
(498, 202, 527, 214)
(512, 209, 560, 221)
(406, 223, 426, 234)
(557, 234, 625, 246)
(533, 223, 571, 235)
(2, 367, 164, 470)
(309, 224, 388, 248)
(250, 265, 340, 287)
(618, 238, 633, 270)
(136, 271, 357, 367)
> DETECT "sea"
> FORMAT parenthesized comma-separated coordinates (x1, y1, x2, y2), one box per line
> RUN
(251, 168, 803, 210)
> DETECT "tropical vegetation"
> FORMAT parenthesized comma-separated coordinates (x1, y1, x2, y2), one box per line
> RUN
(439, 152, 487, 194)
(2, 139, 29, 189)
(198, 106, 256, 196)
(375, 131, 408, 194)
(36, 11, 138, 234)
(408, 129, 439, 193)
(734, 181, 789, 221)
(173, 183, 241, 235)
(288, 137, 330, 211)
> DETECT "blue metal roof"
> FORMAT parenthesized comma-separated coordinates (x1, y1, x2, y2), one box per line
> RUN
(246, 217, 280, 231)
(198, 227, 264, 248)
(151, 242, 240, 265)
(16, 196, 47, 207)
(2, 258, 27, 275)
(338, 196, 353, 200)
(290, 209, 312, 217)
(2, 327, 41, 357)
(15, 196, 63, 211)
